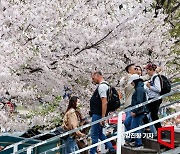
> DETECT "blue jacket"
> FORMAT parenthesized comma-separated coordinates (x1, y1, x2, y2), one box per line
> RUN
(131, 80, 148, 115)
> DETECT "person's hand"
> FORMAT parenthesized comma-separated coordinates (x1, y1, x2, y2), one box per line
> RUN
(81, 133, 86, 138)
(100, 120, 105, 126)
(118, 91, 123, 99)
(131, 112, 136, 117)
(146, 82, 151, 88)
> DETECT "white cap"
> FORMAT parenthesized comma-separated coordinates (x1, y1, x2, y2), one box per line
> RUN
(128, 74, 140, 84)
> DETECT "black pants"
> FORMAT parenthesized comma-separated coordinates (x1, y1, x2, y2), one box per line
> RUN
(148, 99, 162, 132)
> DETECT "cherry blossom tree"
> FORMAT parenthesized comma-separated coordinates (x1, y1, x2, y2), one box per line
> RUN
(0, 0, 178, 131)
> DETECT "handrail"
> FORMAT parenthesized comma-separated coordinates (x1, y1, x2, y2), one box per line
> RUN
(39, 144, 65, 154)
(16, 88, 180, 154)
(41, 111, 180, 154)
(119, 81, 179, 108)
(171, 82, 180, 88)
(4, 82, 179, 152)
(159, 100, 180, 110)
(24, 99, 180, 154)
(124, 89, 179, 113)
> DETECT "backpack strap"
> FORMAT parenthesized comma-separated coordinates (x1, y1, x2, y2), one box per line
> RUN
(152, 75, 158, 84)
(152, 74, 163, 91)
(98, 82, 111, 101)
(99, 82, 111, 90)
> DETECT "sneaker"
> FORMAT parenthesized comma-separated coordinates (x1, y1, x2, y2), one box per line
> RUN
(106, 148, 116, 154)
(124, 141, 135, 147)
(153, 135, 157, 139)
(124, 141, 130, 146)
(132, 144, 144, 149)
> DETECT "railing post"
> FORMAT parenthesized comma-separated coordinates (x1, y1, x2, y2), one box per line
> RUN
(117, 111, 123, 154)
(27, 147, 32, 154)
(13, 143, 18, 153)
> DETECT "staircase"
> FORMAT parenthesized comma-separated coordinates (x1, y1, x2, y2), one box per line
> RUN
(121, 130, 180, 154)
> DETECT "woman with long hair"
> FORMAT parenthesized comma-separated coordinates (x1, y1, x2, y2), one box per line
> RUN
(62, 96, 85, 154)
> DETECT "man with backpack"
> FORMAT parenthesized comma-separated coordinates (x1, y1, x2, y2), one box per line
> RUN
(90, 71, 117, 154)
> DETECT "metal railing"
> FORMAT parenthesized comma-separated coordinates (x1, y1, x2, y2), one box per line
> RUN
(35, 110, 180, 154)
(3, 82, 180, 154)
(32, 99, 180, 154)
(72, 111, 180, 154)
(159, 100, 180, 110)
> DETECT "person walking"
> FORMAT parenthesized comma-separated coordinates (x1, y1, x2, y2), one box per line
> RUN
(124, 74, 148, 148)
(90, 71, 116, 154)
(120, 64, 138, 133)
(120, 64, 138, 109)
(145, 63, 162, 135)
(62, 96, 86, 154)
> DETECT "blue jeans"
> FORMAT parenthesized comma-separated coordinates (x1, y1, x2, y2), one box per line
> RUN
(131, 114, 144, 146)
(124, 111, 132, 132)
(64, 136, 79, 154)
(90, 114, 114, 154)
(147, 113, 156, 135)
(124, 111, 132, 142)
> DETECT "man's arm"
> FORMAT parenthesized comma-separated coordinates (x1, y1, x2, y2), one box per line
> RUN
(101, 97, 108, 117)
(98, 83, 109, 125)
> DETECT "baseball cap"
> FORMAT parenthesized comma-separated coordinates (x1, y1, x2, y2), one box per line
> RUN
(128, 74, 140, 84)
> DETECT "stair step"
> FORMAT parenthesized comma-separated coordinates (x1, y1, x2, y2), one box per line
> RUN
(142, 138, 180, 153)
(161, 147, 180, 154)
(122, 145, 157, 154)
(142, 138, 161, 153)
(164, 130, 180, 142)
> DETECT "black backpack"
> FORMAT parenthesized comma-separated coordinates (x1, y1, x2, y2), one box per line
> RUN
(152, 75, 171, 95)
(101, 82, 121, 112)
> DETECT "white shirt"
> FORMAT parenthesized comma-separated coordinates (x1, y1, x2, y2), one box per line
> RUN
(146, 73, 161, 99)
(98, 81, 109, 98)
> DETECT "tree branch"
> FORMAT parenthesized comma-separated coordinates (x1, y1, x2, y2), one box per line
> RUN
(74, 30, 113, 56)
(24, 36, 36, 45)
(24, 66, 43, 73)
(171, 3, 180, 13)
